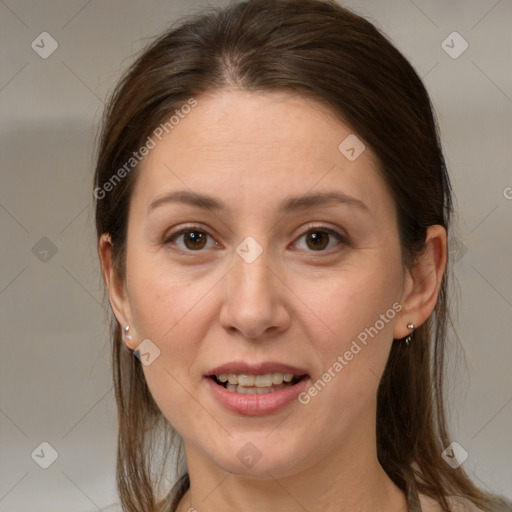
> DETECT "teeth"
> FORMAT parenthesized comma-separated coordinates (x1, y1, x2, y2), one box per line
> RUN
(225, 383, 290, 394)
(217, 372, 296, 387)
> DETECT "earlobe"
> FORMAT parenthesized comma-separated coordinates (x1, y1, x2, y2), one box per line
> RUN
(98, 233, 135, 347)
(394, 225, 448, 340)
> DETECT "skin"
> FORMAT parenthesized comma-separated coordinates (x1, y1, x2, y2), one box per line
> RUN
(99, 89, 447, 512)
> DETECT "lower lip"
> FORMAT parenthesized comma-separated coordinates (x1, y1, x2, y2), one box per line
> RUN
(205, 376, 309, 416)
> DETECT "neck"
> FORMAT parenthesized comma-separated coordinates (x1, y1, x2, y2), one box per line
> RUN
(176, 406, 407, 512)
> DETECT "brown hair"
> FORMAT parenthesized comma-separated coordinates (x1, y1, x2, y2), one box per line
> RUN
(93, 1, 510, 511)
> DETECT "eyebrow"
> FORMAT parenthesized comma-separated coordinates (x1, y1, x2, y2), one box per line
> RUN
(147, 189, 370, 215)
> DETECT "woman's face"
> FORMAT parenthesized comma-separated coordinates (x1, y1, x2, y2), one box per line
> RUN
(118, 89, 414, 478)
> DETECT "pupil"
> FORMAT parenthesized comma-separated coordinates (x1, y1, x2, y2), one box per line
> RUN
(186, 231, 205, 249)
(308, 231, 328, 250)
(184, 231, 329, 251)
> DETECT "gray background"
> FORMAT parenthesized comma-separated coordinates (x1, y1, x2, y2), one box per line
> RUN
(1, 0, 511, 510)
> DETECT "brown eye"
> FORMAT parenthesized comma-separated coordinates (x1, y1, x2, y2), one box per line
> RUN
(294, 227, 345, 252)
(164, 227, 217, 251)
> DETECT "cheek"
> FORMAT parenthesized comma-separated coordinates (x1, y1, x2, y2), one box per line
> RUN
(123, 248, 208, 400)
(299, 250, 403, 350)
(296, 250, 402, 408)
(126, 261, 212, 432)
(126, 241, 200, 336)
(124, 227, 404, 438)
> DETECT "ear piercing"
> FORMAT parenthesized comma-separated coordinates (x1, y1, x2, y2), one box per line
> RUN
(124, 323, 417, 347)
(122, 325, 136, 355)
(123, 325, 132, 341)
(404, 323, 415, 346)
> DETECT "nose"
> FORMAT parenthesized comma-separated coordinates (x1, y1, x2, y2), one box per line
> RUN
(218, 244, 291, 340)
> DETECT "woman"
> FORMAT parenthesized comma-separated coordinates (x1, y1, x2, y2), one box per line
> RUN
(93, 1, 511, 511)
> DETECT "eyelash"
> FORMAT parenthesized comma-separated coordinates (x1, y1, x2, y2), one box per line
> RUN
(163, 224, 347, 254)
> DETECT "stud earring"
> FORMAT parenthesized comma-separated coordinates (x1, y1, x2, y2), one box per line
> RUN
(404, 323, 415, 346)
(123, 325, 132, 341)
(122, 325, 136, 354)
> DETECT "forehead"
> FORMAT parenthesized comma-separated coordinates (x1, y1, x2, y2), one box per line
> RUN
(131, 89, 393, 220)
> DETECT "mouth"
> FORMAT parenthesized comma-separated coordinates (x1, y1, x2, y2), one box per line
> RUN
(205, 363, 311, 415)
(209, 372, 309, 395)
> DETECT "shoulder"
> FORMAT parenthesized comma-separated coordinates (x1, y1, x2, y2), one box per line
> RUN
(419, 493, 485, 512)
(446, 494, 512, 512)
(418, 493, 443, 512)
(446, 496, 485, 512)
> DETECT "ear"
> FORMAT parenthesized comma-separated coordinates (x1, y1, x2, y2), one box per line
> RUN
(393, 225, 448, 339)
(98, 233, 137, 349)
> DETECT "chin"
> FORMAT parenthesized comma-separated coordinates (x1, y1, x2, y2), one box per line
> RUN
(204, 436, 311, 479)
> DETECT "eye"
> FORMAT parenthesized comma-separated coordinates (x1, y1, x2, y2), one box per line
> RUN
(293, 225, 346, 252)
(163, 224, 346, 253)
(163, 226, 218, 252)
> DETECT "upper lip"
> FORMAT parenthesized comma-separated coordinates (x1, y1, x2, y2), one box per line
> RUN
(206, 361, 309, 377)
